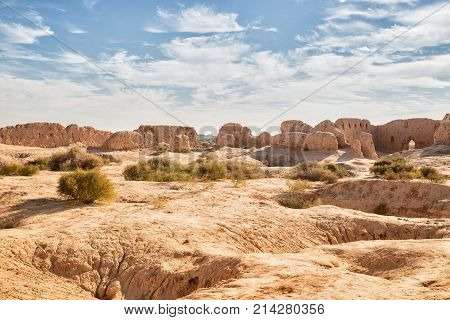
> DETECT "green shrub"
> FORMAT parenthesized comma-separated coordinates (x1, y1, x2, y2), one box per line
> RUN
(370, 156, 420, 180)
(291, 162, 338, 184)
(0, 163, 39, 176)
(27, 157, 50, 170)
(49, 147, 104, 171)
(58, 169, 115, 204)
(419, 167, 446, 183)
(323, 162, 352, 178)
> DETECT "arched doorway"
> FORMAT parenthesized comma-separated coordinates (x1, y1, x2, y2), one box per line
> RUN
(408, 139, 416, 150)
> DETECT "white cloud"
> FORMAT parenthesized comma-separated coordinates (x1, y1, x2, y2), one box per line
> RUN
(67, 25, 86, 34)
(0, 22, 53, 44)
(82, 0, 100, 10)
(145, 5, 245, 33)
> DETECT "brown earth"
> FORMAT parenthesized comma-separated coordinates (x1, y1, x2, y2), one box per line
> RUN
(0, 143, 449, 300)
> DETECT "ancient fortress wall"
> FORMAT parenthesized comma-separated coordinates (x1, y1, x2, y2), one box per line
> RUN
(372, 119, 440, 152)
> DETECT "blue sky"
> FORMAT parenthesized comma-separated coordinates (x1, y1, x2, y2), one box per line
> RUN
(0, 0, 449, 133)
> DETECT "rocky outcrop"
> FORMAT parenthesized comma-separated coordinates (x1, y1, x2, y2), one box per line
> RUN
(434, 114, 450, 146)
(102, 131, 142, 151)
(280, 120, 312, 134)
(0, 123, 111, 148)
(313, 120, 349, 148)
(216, 123, 254, 148)
(304, 131, 338, 151)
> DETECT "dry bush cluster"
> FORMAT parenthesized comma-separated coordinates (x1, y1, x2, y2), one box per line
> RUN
(58, 169, 115, 204)
(0, 163, 40, 176)
(277, 179, 322, 209)
(370, 156, 447, 183)
(290, 162, 352, 184)
(123, 157, 265, 183)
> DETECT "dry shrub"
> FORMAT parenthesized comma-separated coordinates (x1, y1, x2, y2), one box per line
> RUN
(58, 169, 115, 204)
(173, 148, 191, 154)
(322, 162, 353, 178)
(49, 147, 104, 171)
(98, 153, 123, 165)
(370, 156, 420, 180)
(277, 179, 320, 209)
(15, 152, 31, 159)
(286, 179, 312, 194)
(291, 162, 338, 184)
(123, 157, 265, 183)
(27, 157, 50, 170)
(123, 157, 193, 182)
(277, 195, 322, 209)
(419, 166, 446, 183)
(193, 158, 227, 181)
(152, 196, 169, 209)
(0, 163, 39, 176)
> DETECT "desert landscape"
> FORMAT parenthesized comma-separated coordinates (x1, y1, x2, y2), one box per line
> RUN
(0, 115, 449, 300)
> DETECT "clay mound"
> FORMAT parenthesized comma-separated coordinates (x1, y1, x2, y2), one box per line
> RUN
(305, 131, 338, 151)
(186, 239, 450, 300)
(319, 180, 450, 218)
(215, 123, 254, 148)
(313, 120, 349, 148)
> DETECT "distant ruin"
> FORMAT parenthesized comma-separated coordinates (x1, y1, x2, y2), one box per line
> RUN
(0, 114, 448, 157)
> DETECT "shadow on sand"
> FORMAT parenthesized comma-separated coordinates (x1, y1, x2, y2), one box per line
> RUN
(0, 198, 83, 229)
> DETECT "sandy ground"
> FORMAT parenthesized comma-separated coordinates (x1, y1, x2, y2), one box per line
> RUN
(0, 143, 449, 300)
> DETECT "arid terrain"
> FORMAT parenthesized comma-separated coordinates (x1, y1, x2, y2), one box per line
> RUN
(0, 141, 449, 300)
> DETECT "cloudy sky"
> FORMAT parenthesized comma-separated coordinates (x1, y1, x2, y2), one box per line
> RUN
(0, 0, 449, 133)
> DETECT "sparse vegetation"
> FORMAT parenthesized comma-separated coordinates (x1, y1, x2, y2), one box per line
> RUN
(193, 158, 227, 181)
(0, 163, 39, 176)
(49, 147, 104, 171)
(154, 143, 170, 154)
(123, 157, 193, 182)
(286, 179, 312, 194)
(419, 166, 446, 183)
(173, 148, 191, 153)
(98, 153, 122, 165)
(27, 157, 50, 170)
(15, 152, 31, 159)
(370, 156, 419, 180)
(277, 179, 321, 209)
(58, 169, 116, 204)
(123, 157, 265, 183)
(291, 162, 339, 184)
(323, 162, 353, 178)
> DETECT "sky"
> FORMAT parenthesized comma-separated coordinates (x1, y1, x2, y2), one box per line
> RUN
(0, 0, 449, 134)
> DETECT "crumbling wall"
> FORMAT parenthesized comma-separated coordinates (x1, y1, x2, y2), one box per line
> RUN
(434, 114, 450, 146)
(0, 123, 111, 148)
(372, 118, 439, 152)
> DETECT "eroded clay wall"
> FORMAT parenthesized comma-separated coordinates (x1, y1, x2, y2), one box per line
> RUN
(372, 118, 440, 152)
(0, 123, 112, 148)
